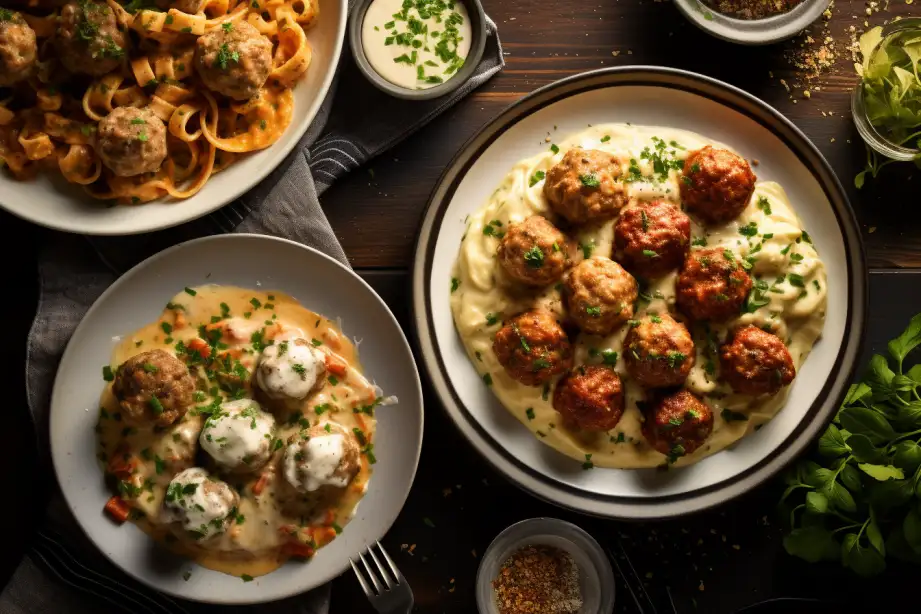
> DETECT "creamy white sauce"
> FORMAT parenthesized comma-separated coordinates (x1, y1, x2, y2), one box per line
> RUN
(284, 428, 348, 492)
(163, 468, 236, 540)
(199, 399, 275, 472)
(450, 123, 828, 469)
(256, 339, 324, 400)
(361, 0, 471, 90)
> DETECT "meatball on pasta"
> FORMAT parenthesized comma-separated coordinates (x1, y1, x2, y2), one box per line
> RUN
(95, 107, 168, 177)
(642, 390, 714, 459)
(256, 338, 326, 401)
(623, 313, 695, 388)
(553, 366, 625, 432)
(493, 309, 573, 386)
(720, 325, 796, 396)
(195, 21, 273, 101)
(564, 257, 637, 336)
(614, 201, 691, 279)
(199, 399, 276, 474)
(676, 248, 752, 322)
(543, 148, 627, 224)
(56, 0, 127, 77)
(112, 349, 195, 427)
(0, 10, 37, 87)
(162, 468, 239, 541)
(283, 423, 360, 494)
(497, 216, 571, 287)
(680, 146, 756, 225)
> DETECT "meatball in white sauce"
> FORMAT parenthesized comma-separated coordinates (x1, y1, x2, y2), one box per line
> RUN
(199, 399, 276, 473)
(162, 467, 238, 541)
(283, 422, 360, 493)
(256, 338, 326, 401)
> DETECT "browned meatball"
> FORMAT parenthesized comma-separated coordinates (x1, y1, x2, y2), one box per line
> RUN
(96, 107, 168, 177)
(642, 390, 714, 458)
(680, 146, 756, 224)
(56, 1, 127, 77)
(113, 349, 196, 427)
(195, 21, 272, 101)
(720, 325, 796, 396)
(614, 201, 691, 279)
(0, 10, 37, 87)
(553, 366, 624, 431)
(564, 257, 637, 336)
(493, 310, 573, 386)
(497, 216, 571, 287)
(543, 148, 627, 224)
(676, 248, 752, 322)
(155, 0, 205, 13)
(623, 313, 695, 388)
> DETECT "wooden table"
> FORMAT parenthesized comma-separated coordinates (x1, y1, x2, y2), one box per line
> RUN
(2, 0, 919, 612)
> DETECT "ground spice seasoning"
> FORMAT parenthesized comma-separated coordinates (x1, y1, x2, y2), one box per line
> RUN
(492, 545, 583, 614)
(702, 0, 804, 19)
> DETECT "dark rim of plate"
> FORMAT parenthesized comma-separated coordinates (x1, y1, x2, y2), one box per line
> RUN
(410, 66, 868, 520)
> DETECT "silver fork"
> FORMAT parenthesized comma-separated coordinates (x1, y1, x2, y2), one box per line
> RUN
(349, 541, 414, 614)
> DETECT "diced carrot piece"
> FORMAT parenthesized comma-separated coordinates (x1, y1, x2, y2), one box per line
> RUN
(186, 338, 211, 359)
(173, 310, 187, 330)
(317, 527, 337, 544)
(282, 542, 315, 559)
(217, 348, 243, 360)
(354, 414, 368, 434)
(325, 353, 348, 377)
(104, 496, 131, 523)
(263, 322, 284, 340)
(324, 509, 336, 525)
(107, 450, 137, 479)
(252, 472, 269, 495)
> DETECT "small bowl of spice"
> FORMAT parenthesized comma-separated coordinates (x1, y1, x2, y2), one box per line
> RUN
(476, 518, 615, 614)
(673, 0, 832, 45)
(349, 0, 488, 100)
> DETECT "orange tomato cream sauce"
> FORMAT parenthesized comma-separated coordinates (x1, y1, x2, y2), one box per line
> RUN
(96, 285, 388, 578)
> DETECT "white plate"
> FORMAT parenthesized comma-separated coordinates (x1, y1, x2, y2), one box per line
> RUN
(0, 1, 346, 236)
(412, 67, 866, 519)
(50, 234, 424, 603)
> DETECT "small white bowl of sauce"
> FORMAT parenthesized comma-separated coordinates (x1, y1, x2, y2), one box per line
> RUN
(349, 0, 488, 99)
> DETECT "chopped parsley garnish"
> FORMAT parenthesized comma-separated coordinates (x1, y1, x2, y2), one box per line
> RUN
(757, 196, 772, 215)
(788, 273, 806, 288)
(525, 408, 535, 420)
(221, 21, 233, 32)
(529, 170, 546, 187)
(579, 173, 601, 188)
(523, 246, 544, 269)
(642, 249, 658, 258)
(585, 305, 602, 317)
(550, 144, 559, 154)
(482, 219, 504, 238)
(311, 338, 322, 347)
(739, 222, 758, 237)
(692, 236, 708, 247)
(241, 574, 254, 583)
(451, 277, 460, 293)
(485, 313, 500, 326)
(721, 408, 748, 422)
(601, 350, 618, 366)
(582, 454, 594, 470)
(665, 351, 686, 368)
(213, 43, 240, 70)
(579, 240, 595, 259)
(600, 135, 611, 143)
(483, 373, 493, 386)
(102, 366, 115, 381)
(184, 287, 197, 296)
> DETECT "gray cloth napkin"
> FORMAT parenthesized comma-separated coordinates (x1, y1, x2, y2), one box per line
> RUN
(2, 14, 503, 614)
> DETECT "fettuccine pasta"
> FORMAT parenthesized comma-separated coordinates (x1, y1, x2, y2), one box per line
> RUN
(0, 0, 317, 204)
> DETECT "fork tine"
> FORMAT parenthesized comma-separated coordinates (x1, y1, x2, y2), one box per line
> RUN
(376, 541, 406, 584)
(360, 552, 384, 594)
(368, 547, 393, 590)
(350, 558, 375, 600)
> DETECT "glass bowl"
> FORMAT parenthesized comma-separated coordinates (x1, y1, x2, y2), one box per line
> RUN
(851, 17, 921, 162)
(475, 518, 615, 614)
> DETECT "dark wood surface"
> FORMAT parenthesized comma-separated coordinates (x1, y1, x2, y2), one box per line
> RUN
(3, 0, 921, 612)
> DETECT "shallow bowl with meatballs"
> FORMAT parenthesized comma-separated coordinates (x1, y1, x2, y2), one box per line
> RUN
(0, 0, 346, 235)
(50, 234, 423, 602)
(451, 122, 827, 469)
(415, 70, 865, 517)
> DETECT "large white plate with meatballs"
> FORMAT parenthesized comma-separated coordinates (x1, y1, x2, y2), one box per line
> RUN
(0, 0, 346, 235)
(50, 234, 423, 603)
(412, 66, 867, 519)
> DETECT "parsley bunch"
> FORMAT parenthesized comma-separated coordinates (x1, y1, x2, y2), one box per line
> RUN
(781, 313, 921, 576)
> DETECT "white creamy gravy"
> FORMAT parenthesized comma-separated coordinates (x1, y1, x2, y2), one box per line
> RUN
(361, 0, 471, 90)
(450, 123, 828, 469)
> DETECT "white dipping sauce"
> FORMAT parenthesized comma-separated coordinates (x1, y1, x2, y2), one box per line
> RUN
(199, 399, 275, 472)
(361, 0, 471, 90)
(162, 468, 236, 539)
